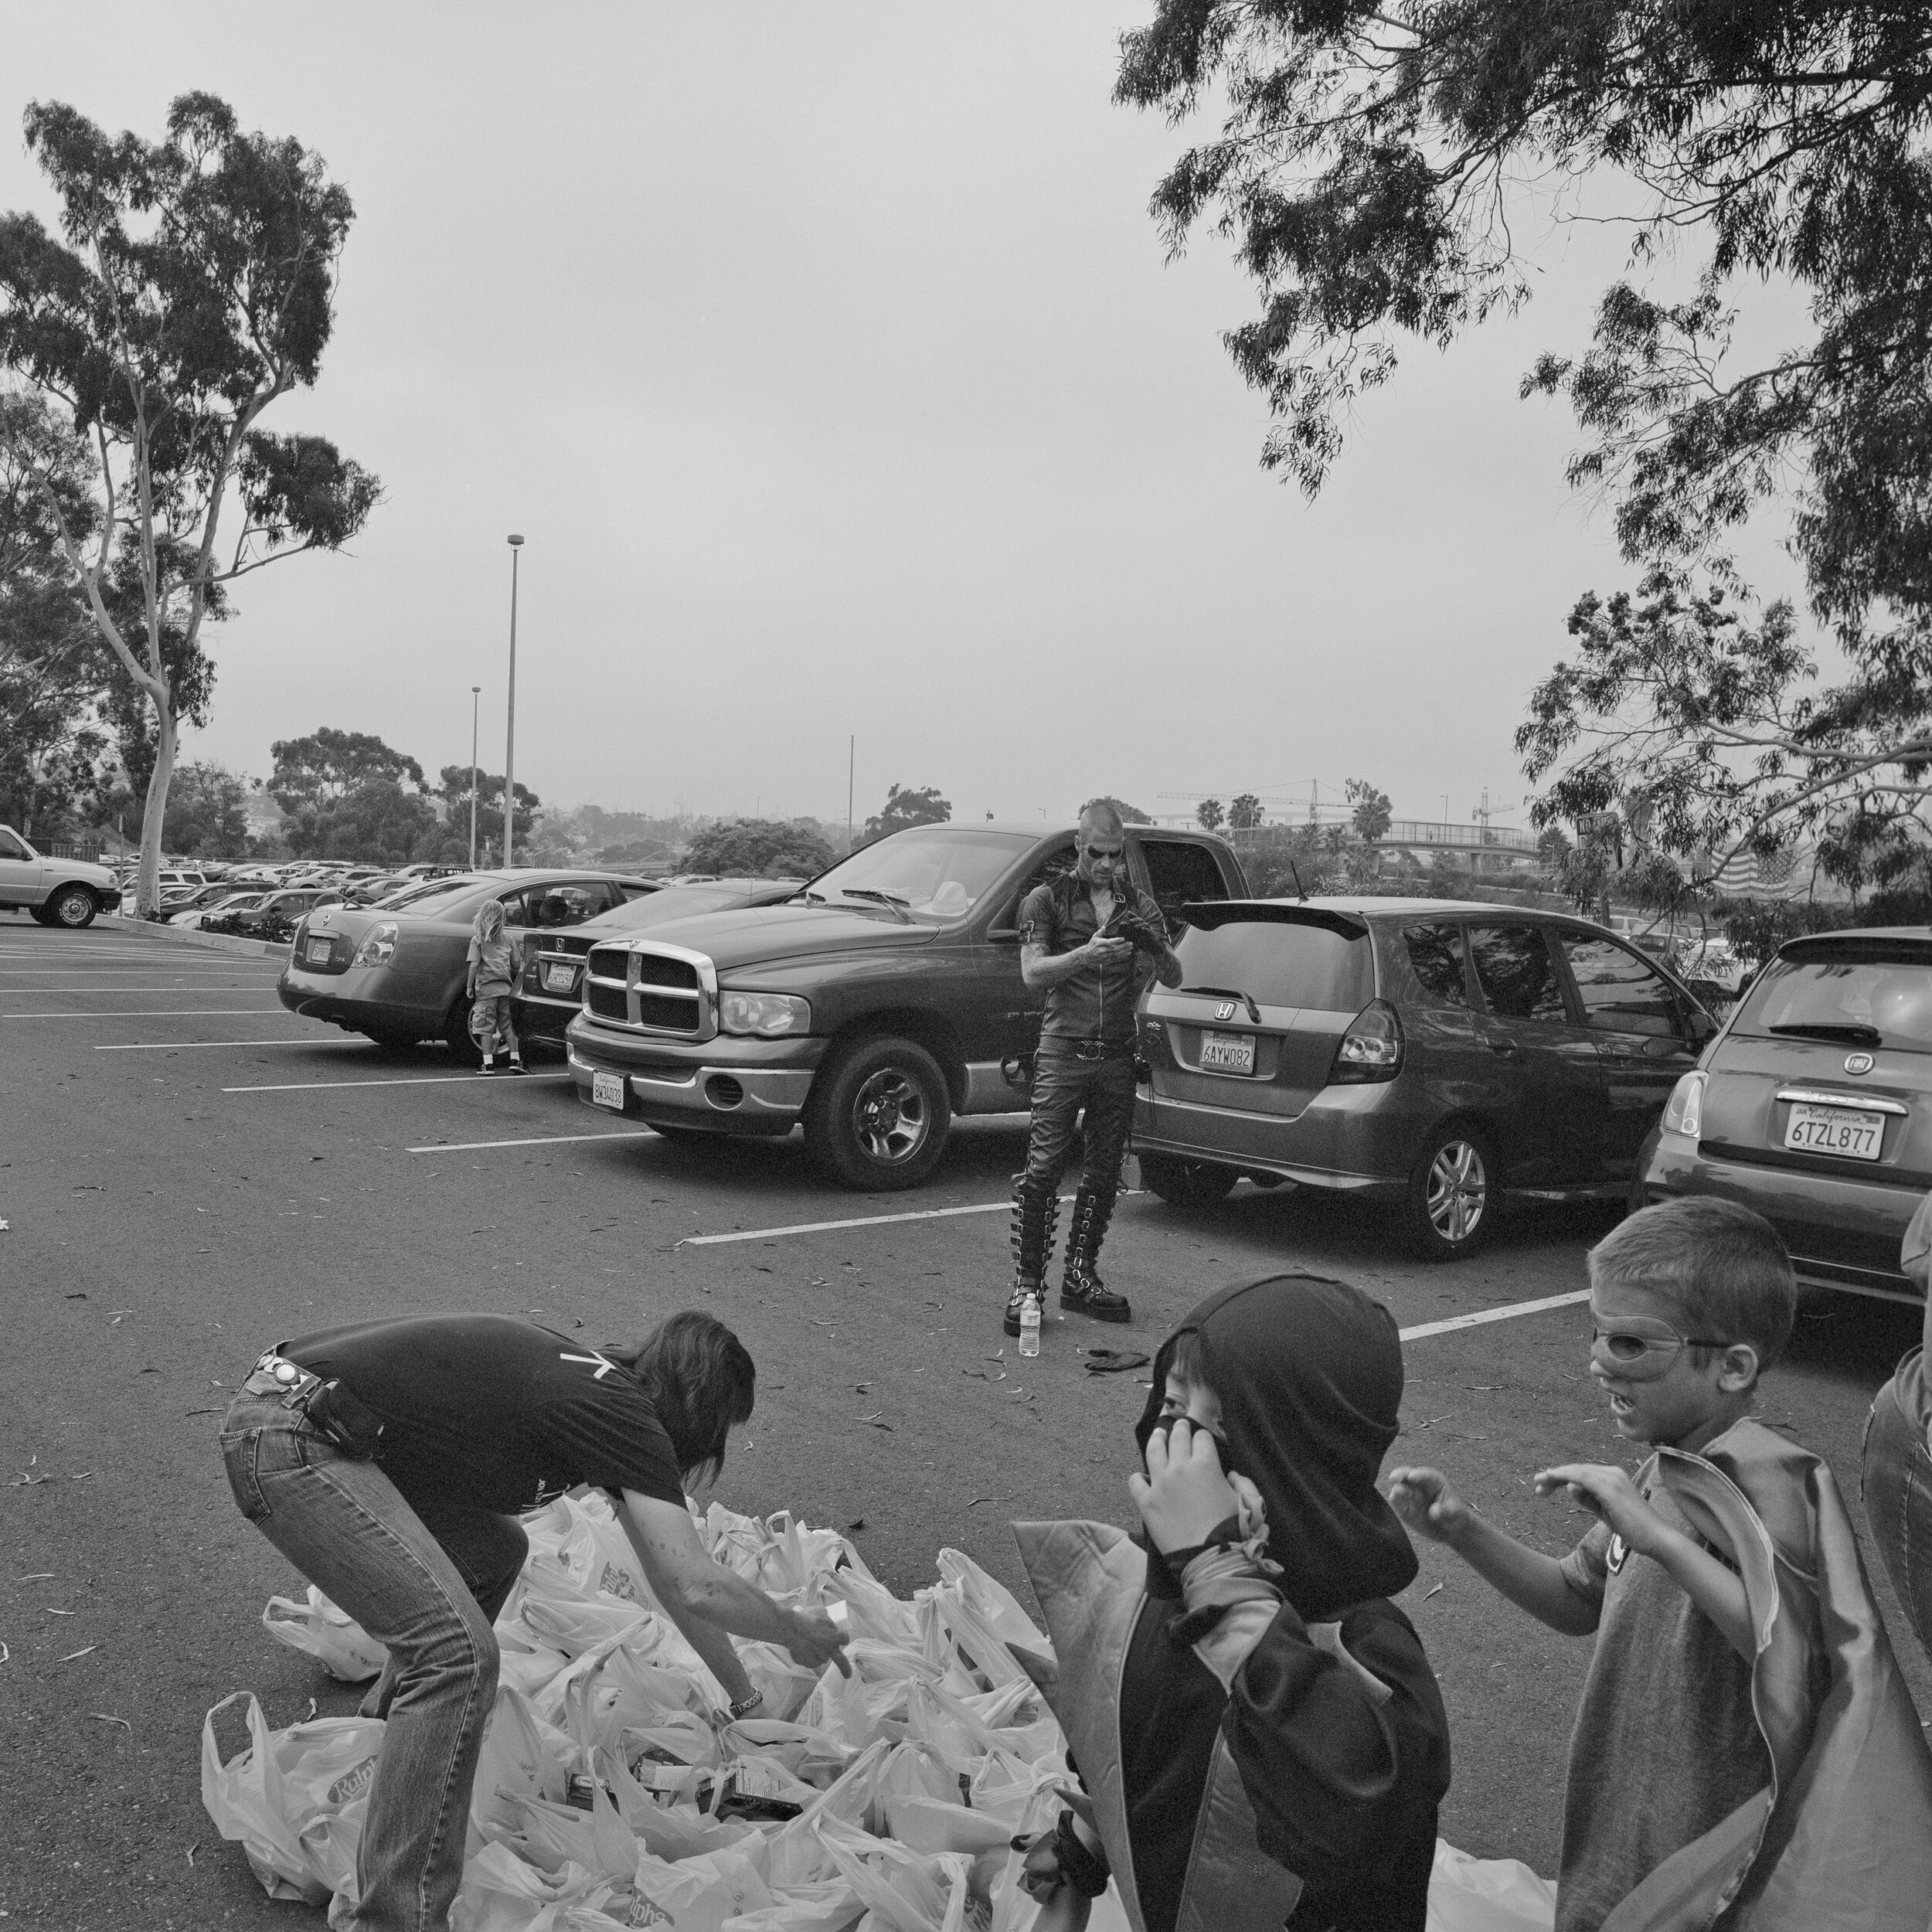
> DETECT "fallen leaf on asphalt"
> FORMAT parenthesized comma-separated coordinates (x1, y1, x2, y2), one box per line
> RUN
(89, 1713, 131, 1730)
(0, 1643, 9, 1663)
(185, 1408, 220, 1417)
(845, 1518, 866, 1532)
(19, 1573, 53, 1580)
(1423, 1584, 1444, 1600)
(138, 1366, 158, 1375)
(965, 1497, 991, 1509)
(960, 1369, 989, 1380)
(45, 1608, 75, 1615)
(70, 1471, 94, 1480)
(63, 1292, 86, 1298)
(185, 1845, 198, 1866)
(57, 1645, 97, 1662)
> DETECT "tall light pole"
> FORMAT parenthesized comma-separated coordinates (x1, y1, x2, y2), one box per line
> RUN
(468, 685, 481, 869)
(504, 535, 524, 867)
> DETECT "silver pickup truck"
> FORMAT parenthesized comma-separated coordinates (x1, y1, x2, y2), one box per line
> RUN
(0, 826, 123, 927)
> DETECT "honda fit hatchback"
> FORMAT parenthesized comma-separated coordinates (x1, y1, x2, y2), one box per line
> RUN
(1636, 927, 1932, 1301)
(1133, 897, 1716, 1258)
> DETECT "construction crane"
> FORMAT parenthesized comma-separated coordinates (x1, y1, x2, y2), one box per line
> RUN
(1156, 779, 1347, 823)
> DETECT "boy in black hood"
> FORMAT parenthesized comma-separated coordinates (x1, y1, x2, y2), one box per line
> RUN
(1012, 1272, 1451, 1932)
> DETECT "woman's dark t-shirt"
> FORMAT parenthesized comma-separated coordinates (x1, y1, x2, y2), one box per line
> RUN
(287, 1314, 684, 1515)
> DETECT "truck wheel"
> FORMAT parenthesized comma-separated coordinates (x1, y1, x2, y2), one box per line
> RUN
(48, 886, 98, 929)
(1403, 1121, 1498, 1261)
(805, 1036, 951, 1191)
(1138, 1151, 1238, 1209)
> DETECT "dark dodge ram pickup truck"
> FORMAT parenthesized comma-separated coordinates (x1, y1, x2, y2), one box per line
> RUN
(565, 819, 1246, 1189)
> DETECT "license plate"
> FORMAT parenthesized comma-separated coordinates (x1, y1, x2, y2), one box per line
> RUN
(1784, 1102, 1885, 1160)
(543, 961, 578, 993)
(591, 1070, 626, 1112)
(304, 937, 332, 965)
(1199, 1029, 1256, 1076)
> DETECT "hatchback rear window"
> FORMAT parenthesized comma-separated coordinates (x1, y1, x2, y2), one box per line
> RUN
(1172, 919, 1373, 1013)
(1735, 946, 1932, 1054)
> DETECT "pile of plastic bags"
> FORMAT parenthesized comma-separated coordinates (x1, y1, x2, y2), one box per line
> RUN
(202, 1492, 1556, 1932)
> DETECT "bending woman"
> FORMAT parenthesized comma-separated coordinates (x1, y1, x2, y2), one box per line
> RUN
(218, 1308, 849, 1932)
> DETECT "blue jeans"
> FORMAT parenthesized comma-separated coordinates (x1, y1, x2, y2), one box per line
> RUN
(219, 1386, 527, 1932)
(1863, 1351, 1932, 1665)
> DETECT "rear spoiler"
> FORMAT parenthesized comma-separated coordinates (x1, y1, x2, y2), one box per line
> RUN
(1179, 900, 1369, 939)
(1781, 933, 1932, 965)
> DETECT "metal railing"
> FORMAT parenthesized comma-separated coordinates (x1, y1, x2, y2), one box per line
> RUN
(39, 839, 106, 862)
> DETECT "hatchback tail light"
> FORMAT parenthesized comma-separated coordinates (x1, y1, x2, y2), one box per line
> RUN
(1662, 1070, 1706, 1139)
(1330, 998, 1404, 1084)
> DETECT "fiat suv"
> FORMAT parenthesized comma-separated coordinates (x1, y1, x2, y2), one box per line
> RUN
(1636, 927, 1932, 1301)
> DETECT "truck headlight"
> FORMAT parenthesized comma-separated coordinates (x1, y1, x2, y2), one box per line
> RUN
(353, 922, 400, 968)
(718, 991, 811, 1037)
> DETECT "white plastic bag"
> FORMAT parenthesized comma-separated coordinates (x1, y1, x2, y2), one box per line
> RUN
(261, 1585, 388, 1682)
(200, 1692, 385, 1903)
(1424, 1839, 1558, 1932)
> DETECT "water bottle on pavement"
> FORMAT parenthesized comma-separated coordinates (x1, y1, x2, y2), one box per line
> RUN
(1019, 1291, 1041, 1358)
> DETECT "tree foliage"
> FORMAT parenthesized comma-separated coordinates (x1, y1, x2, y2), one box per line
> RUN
(161, 758, 248, 856)
(1345, 778, 1393, 842)
(1091, 795, 1154, 825)
(0, 92, 381, 911)
(865, 784, 951, 843)
(1227, 792, 1264, 830)
(683, 818, 834, 879)
(437, 766, 539, 864)
(271, 728, 426, 810)
(1517, 565, 1932, 907)
(1196, 796, 1226, 832)
(1114, 4, 1932, 641)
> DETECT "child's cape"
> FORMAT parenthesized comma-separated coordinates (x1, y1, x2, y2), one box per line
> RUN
(1604, 1416, 1932, 1930)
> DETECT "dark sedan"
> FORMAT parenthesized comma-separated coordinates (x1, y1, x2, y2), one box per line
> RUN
(206, 887, 345, 940)
(1637, 926, 1932, 1302)
(274, 869, 655, 1056)
(513, 878, 804, 1048)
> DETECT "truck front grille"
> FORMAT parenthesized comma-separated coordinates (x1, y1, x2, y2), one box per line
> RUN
(581, 944, 714, 1040)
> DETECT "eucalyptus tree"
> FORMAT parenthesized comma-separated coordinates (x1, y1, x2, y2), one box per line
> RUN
(0, 93, 380, 913)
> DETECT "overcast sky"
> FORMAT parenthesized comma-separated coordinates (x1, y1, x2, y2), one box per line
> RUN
(1, 4, 1815, 832)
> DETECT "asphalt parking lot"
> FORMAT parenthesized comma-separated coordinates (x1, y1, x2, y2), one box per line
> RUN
(3, 912, 1927, 1930)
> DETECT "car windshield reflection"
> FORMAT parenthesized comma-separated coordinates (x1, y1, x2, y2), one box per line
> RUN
(791, 828, 1034, 923)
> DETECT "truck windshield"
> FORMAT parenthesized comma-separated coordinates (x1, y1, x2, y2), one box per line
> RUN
(1734, 946, 1932, 1054)
(800, 828, 1035, 923)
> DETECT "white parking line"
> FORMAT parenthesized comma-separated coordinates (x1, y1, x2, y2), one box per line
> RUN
(9, 985, 277, 993)
(408, 1130, 659, 1154)
(1398, 1289, 1590, 1342)
(3, 1007, 284, 1018)
(226, 1073, 573, 1094)
(95, 1038, 370, 1052)
(682, 1201, 1025, 1246)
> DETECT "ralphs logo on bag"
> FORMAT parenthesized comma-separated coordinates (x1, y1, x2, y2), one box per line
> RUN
(326, 1755, 378, 1807)
(600, 1561, 640, 1603)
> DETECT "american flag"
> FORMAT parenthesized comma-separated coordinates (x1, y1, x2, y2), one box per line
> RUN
(1709, 842, 1807, 898)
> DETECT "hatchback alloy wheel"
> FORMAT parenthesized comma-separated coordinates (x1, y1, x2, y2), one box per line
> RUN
(1406, 1124, 1498, 1260)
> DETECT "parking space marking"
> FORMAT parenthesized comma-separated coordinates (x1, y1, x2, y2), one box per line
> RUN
(226, 1072, 573, 1094)
(680, 1195, 1086, 1246)
(9, 985, 281, 993)
(3, 1007, 285, 1018)
(94, 1038, 370, 1052)
(408, 1130, 659, 1154)
(1398, 1288, 1590, 1343)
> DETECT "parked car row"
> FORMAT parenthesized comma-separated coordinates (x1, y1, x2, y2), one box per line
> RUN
(267, 821, 1932, 1297)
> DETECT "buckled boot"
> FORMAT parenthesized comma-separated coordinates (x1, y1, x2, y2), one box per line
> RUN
(1060, 1185, 1131, 1322)
(1003, 1179, 1060, 1336)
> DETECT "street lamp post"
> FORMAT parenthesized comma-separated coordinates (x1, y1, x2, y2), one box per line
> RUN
(504, 535, 524, 866)
(469, 685, 482, 869)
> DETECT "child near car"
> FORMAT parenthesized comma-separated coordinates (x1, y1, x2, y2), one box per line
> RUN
(1011, 1271, 1451, 1932)
(1388, 1197, 1932, 1931)
(466, 899, 525, 1073)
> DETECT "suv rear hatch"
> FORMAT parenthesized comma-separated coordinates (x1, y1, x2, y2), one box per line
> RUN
(1143, 904, 1377, 1117)
(1699, 933, 1932, 1265)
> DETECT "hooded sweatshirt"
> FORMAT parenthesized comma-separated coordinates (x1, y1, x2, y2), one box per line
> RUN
(1120, 1274, 1451, 1932)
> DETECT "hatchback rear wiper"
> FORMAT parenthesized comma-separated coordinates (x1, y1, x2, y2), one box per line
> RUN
(1178, 984, 1262, 1024)
(1768, 1021, 1883, 1045)
(840, 888, 912, 923)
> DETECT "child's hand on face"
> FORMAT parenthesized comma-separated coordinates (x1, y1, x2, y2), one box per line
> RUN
(1229, 1471, 1267, 1544)
(1130, 1417, 1242, 1554)
(1384, 1467, 1474, 1546)
(1533, 1463, 1665, 1554)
